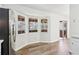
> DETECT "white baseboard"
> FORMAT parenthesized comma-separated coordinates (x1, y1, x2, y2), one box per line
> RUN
(14, 41, 40, 51)
(14, 39, 59, 51)
(40, 40, 59, 43)
(49, 39, 59, 42)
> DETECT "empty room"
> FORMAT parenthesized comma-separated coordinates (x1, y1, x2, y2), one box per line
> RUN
(0, 4, 79, 55)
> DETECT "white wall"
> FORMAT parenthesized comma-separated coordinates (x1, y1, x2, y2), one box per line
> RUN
(70, 5, 79, 37)
(69, 5, 79, 54)
(2, 4, 69, 51)
(2, 5, 51, 51)
(50, 13, 69, 42)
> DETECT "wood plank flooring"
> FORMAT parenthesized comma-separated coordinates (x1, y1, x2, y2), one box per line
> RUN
(16, 38, 70, 55)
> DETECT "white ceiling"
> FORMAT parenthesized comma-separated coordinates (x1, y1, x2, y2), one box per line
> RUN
(21, 4, 69, 17)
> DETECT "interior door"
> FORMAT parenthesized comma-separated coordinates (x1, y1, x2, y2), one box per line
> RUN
(59, 21, 67, 38)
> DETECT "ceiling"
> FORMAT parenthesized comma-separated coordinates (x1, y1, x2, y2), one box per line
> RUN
(21, 4, 69, 17)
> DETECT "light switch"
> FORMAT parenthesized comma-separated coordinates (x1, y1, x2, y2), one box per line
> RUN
(73, 19, 76, 23)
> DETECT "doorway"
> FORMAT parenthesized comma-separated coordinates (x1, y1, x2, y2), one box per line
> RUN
(0, 8, 9, 55)
(59, 21, 67, 38)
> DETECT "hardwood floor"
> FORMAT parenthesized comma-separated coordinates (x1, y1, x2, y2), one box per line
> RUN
(16, 38, 70, 55)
